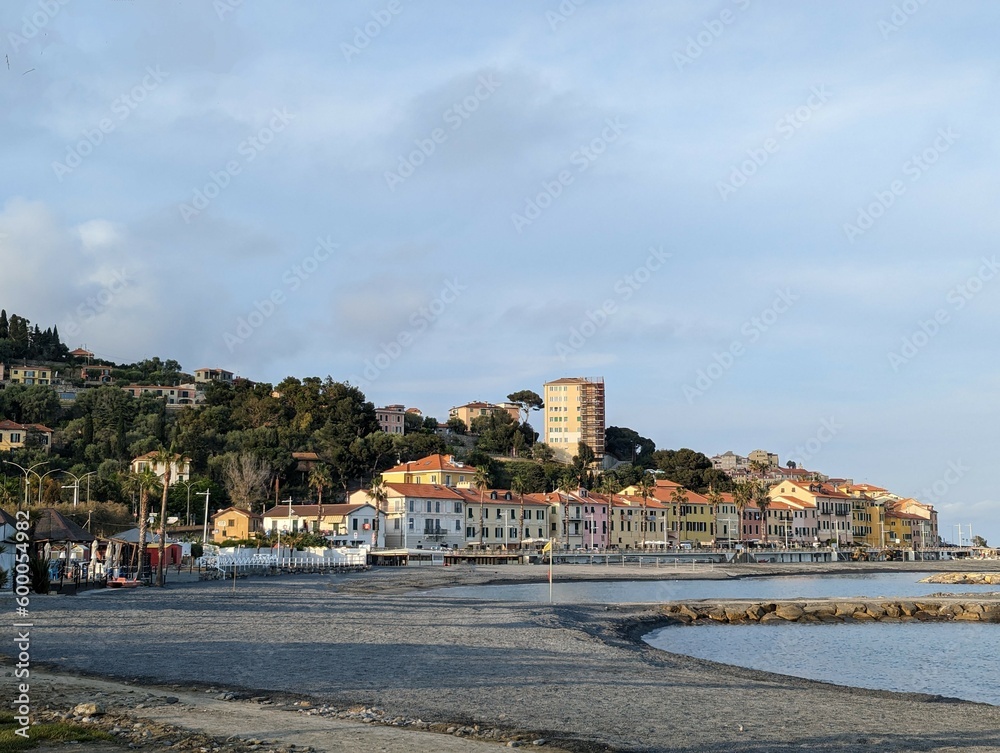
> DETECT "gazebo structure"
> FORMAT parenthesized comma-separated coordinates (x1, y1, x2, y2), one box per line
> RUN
(30, 508, 96, 590)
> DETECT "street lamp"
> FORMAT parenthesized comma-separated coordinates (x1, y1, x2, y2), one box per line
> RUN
(61, 471, 96, 507)
(3, 460, 48, 507)
(196, 489, 211, 544)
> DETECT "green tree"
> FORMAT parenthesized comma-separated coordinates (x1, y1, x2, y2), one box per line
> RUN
(604, 426, 656, 466)
(366, 477, 388, 549)
(473, 466, 491, 548)
(753, 481, 772, 545)
(511, 474, 528, 548)
(732, 480, 753, 544)
(706, 484, 723, 544)
(309, 464, 333, 535)
(669, 485, 689, 547)
(150, 447, 176, 587)
(637, 475, 655, 549)
(506, 390, 544, 425)
(650, 448, 733, 493)
(125, 468, 160, 580)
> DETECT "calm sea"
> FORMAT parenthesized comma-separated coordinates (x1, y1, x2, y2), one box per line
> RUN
(423, 571, 999, 603)
(423, 572, 1000, 705)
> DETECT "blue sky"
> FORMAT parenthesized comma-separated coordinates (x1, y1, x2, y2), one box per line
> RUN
(2, 0, 999, 543)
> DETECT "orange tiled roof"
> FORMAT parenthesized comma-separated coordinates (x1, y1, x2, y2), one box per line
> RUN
(383, 483, 463, 500)
(383, 454, 476, 474)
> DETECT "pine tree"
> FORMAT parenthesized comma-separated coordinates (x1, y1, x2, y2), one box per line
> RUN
(0, 309, 8, 339)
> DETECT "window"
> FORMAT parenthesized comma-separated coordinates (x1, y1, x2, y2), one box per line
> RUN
(426, 501, 432, 513)
(435, 501, 440, 513)
(467, 508, 473, 518)
(495, 527, 502, 539)
(393, 518, 400, 530)
(454, 502, 462, 513)
(525, 510, 532, 520)
(352, 519, 358, 530)
(455, 520, 461, 531)
(408, 500, 414, 512)
(10, 433, 21, 443)
(408, 518, 414, 530)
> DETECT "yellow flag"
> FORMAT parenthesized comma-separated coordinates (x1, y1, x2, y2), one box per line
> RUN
(542, 539, 552, 554)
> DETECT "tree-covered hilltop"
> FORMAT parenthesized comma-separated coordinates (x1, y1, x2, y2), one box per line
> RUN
(0, 308, 69, 362)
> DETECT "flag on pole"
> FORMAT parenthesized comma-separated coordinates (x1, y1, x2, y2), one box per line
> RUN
(542, 540, 553, 554)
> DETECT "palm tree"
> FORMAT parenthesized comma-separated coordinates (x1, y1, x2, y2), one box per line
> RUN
(126, 468, 160, 581)
(473, 466, 490, 549)
(732, 480, 753, 545)
(669, 486, 689, 547)
(151, 447, 177, 587)
(706, 484, 723, 546)
(637, 475, 655, 549)
(557, 474, 576, 550)
(367, 477, 388, 549)
(753, 481, 772, 546)
(511, 475, 527, 549)
(309, 464, 333, 538)
(598, 476, 621, 550)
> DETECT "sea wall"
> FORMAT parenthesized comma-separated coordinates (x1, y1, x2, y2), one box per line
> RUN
(662, 597, 1000, 624)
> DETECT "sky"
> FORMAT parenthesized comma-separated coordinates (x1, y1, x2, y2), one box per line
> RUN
(2, 0, 998, 543)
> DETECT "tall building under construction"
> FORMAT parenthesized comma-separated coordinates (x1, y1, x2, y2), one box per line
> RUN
(543, 376, 605, 464)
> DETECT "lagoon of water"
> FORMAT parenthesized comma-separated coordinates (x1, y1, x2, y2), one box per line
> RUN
(644, 621, 1000, 706)
(423, 572, 999, 603)
(424, 572, 1000, 705)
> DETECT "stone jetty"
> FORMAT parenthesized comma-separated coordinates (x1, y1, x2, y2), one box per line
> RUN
(919, 571, 1000, 585)
(662, 597, 1000, 624)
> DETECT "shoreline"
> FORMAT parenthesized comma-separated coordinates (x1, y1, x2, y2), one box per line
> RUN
(9, 561, 1000, 752)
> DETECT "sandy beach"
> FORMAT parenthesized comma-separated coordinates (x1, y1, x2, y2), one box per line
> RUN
(7, 561, 1000, 752)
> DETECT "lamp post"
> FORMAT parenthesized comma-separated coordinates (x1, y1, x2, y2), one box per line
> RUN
(61, 471, 96, 507)
(196, 489, 211, 544)
(3, 460, 48, 507)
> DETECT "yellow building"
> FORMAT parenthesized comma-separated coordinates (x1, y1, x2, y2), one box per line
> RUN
(887, 498, 938, 547)
(850, 495, 886, 547)
(8, 364, 54, 385)
(543, 377, 605, 463)
(620, 479, 717, 546)
(0, 420, 54, 453)
(448, 401, 521, 428)
(885, 509, 932, 548)
(211, 507, 262, 543)
(380, 454, 478, 488)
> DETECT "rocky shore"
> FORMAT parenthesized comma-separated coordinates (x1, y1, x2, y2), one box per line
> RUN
(920, 571, 1000, 585)
(662, 596, 1000, 624)
(7, 561, 1000, 752)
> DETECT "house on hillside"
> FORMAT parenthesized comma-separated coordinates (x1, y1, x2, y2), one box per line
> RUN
(0, 420, 54, 453)
(130, 452, 191, 485)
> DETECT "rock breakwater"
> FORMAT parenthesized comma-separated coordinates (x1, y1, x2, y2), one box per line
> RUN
(662, 597, 1000, 625)
(919, 572, 1000, 585)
